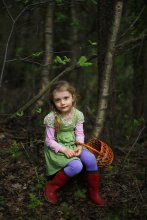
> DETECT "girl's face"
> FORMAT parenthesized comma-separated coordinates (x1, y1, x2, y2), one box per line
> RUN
(52, 89, 75, 115)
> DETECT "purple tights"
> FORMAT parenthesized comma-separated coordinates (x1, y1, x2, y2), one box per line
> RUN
(64, 149, 98, 177)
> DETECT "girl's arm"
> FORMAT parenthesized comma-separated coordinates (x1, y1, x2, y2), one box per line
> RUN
(45, 126, 62, 153)
(75, 123, 85, 143)
(74, 123, 85, 156)
(45, 126, 75, 158)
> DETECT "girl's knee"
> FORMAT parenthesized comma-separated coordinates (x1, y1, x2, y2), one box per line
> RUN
(80, 150, 97, 170)
(81, 149, 96, 162)
(88, 152, 96, 161)
(71, 160, 83, 174)
(64, 160, 83, 176)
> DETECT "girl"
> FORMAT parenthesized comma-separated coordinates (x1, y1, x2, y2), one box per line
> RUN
(44, 80, 105, 206)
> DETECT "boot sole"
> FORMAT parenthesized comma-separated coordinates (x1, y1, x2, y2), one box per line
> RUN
(44, 191, 58, 204)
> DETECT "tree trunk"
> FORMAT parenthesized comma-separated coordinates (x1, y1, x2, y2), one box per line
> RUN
(35, 2, 54, 108)
(70, 0, 79, 64)
(93, 0, 123, 138)
(133, 39, 147, 122)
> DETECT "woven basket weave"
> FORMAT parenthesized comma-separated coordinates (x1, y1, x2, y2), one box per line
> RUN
(76, 138, 114, 167)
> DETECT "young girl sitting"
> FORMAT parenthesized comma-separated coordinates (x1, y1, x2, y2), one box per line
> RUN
(44, 80, 105, 206)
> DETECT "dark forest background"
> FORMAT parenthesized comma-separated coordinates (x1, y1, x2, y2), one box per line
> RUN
(0, 0, 147, 219)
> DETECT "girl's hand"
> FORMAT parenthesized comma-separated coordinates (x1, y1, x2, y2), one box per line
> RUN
(60, 146, 75, 158)
(74, 145, 82, 157)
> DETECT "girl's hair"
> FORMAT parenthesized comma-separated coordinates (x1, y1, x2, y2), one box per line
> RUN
(49, 80, 77, 130)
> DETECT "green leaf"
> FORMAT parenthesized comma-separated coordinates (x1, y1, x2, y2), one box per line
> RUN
(89, 0, 97, 4)
(15, 47, 24, 55)
(77, 56, 92, 67)
(36, 108, 42, 114)
(54, 56, 70, 65)
(74, 189, 86, 200)
(88, 40, 97, 46)
(56, 0, 64, 4)
(32, 51, 43, 57)
(54, 56, 65, 64)
(56, 12, 67, 22)
(28, 193, 42, 210)
(63, 56, 70, 63)
(16, 111, 24, 117)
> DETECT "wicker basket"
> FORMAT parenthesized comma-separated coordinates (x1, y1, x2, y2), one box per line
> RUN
(76, 138, 114, 167)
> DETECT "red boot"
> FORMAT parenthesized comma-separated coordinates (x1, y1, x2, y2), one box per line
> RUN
(44, 170, 70, 204)
(87, 171, 106, 206)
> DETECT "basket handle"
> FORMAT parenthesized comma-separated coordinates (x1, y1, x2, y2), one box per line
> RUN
(76, 141, 101, 155)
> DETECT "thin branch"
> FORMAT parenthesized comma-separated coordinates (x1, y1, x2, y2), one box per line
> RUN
(0, 22, 15, 87)
(117, 29, 147, 49)
(118, 5, 146, 40)
(116, 30, 147, 55)
(0, 0, 55, 87)
(21, 59, 46, 66)
(137, 30, 146, 64)
(116, 42, 141, 55)
(2, 0, 14, 22)
(3, 64, 79, 123)
(123, 125, 146, 163)
(5, 45, 95, 63)
(6, 58, 45, 66)
(10, 55, 95, 117)
(133, 175, 144, 202)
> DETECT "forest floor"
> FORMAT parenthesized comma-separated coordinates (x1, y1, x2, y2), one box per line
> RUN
(0, 120, 147, 220)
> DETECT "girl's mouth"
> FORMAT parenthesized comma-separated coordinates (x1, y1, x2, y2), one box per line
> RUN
(61, 106, 67, 109)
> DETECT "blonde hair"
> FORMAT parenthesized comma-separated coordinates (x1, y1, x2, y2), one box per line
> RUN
(49, 80, 77, 130)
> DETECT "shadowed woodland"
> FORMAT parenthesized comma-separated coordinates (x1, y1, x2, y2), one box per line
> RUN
(0, 0, 147, 219)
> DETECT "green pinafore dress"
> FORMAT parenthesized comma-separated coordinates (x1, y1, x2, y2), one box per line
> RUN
(44, 108, 84, 176)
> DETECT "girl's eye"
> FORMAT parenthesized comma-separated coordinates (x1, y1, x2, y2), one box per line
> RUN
(54, 99, 60, 102)
(64, 96, 69, 100)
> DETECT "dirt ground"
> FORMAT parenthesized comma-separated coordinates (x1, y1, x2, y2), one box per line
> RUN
(0, 124, 147, 220)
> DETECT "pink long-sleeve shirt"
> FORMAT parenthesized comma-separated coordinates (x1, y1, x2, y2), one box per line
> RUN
(45, 123, 84, 153)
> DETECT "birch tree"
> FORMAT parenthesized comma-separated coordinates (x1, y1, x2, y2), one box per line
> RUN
(93, 0, 123, 138)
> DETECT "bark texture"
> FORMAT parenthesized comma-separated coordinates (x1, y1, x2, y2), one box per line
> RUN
(36, 2, 54, 108)
(93, 0, 123, 138)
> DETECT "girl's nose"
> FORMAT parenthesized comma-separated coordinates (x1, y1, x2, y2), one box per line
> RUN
(61, 99, 65, 105)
